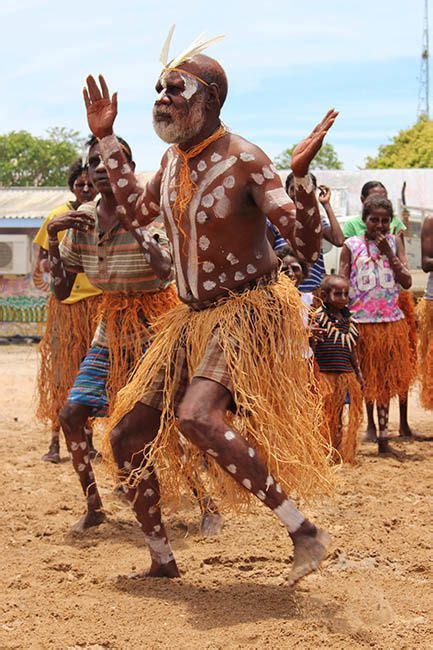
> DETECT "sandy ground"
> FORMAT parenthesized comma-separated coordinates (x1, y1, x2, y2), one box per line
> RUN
(1, 345, 433, 649)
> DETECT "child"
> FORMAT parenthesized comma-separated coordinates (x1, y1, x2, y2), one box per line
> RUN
(313, 275, 364, 463)
(339, 196, 413, 456)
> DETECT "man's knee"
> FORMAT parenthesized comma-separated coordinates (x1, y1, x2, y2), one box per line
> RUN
(59, 402, 88, 436)
(178, 400, 214, 446)
(109, 404, 158, 463)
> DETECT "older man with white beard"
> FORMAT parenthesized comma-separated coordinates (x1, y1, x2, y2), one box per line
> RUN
(81, 36, 338, 587)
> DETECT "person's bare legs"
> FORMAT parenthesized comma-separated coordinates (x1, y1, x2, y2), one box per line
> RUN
(59, 402, 106, 531)
(109, 403, 180, 578)
(376, 402, 402, 458)
(41, 426, 61, 463)
(364, 401, 377, 442)
(398, 394, 418, 438)
(177, 378, 330, 587)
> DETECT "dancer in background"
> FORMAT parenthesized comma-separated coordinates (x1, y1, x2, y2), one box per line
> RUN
(343, 180, 417, 439)
(340, 196, 412, 456)
(33, 159, 100, 463)
(418, 214, 433, 410)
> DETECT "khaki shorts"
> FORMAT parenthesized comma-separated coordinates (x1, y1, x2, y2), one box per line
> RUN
(140, 328, 233, 414)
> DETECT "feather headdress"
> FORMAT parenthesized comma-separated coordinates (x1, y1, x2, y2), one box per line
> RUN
(159, 24, 225, 72)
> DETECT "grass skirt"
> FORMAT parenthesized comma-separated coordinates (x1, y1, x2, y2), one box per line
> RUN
(398, 290, 418, 381)
(97, 286, 179, 412)
(357, 319, 413, 404)
(36, 294, 101, 429)
(417, 299, 433, 410)
(105, 274, 334, 511)
(319, 372, 363, 464)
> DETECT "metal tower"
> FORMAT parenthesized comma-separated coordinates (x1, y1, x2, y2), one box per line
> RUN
(418, 0, 430, 119)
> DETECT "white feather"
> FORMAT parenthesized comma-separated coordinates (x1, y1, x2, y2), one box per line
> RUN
(164, 31, 225, 70)
(160, 24, 176, 67)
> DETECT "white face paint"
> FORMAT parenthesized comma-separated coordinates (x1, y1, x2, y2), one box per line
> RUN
(180, 73, 199, 100)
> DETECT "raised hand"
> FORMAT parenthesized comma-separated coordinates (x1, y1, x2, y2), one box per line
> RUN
(291, 109, 339, 177)
(375, 233, 393, 257)
(83, 74, 118, 139)
(47, 211, 95, 237)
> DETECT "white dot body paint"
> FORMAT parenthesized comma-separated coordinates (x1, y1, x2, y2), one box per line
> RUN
(226, 252, 239, 265)
(257, 490, 266, 501)
(224, 430, 236, 441)
(79, 441, 87, 450)
(240, 152, 255, 162)
(199, 235, 210, 251)
(153, 524, 161, 532)
(197, 160, 207, 172)
(262, 165, 275, 179)
(219, 273, 227, 283)
(144, 488, 154, 497)
(223, 175, 235, 188)
(197, 211, 207, 224)
(266, 475, 274, 489)
(141, 203, 149, 216)
(107, 158, 118, 169)
(273, 498, 305, 533)
(311, 252, 319, 262)
(78, 463, 86, 472)
(295, 237, 305, 248)
(296, 201, 304, 210)
(203, 280, 216, 291)
(214, 195, 231, 219)
(202, 261, 215, 273)
(242, 478, 252, 490)
(71, 442, 78, 451)
(211, 152, 222, 163)
(275, 483, 282, 493)
(279, 216, 289, 227)
(251, 173, 264, 185)
(121, 163, 131, 174)
(191, 170, 198, 182)
(142, 470, 151, 480)
(207, 449, 218, 457)
(117, 178, 128, 188)
(149, 201, 159, 212)
(227, 464, 237, 474)
(83, 455, 89, 465)
(202, 194, 214, 208)
(124, 461, 132, 470)
(294, 174, 314, 194)
(263, 188, 292, 213)
(255, 251, 263, 260)
(295, 220, 303, 230)
(128, 193, 138, 204)
(213, 185, 225, 199)
(246, 264, 257, 274)
(234, 271, 246, 281)
(148, 506, 158, 516)
(170, 191, 177, 202)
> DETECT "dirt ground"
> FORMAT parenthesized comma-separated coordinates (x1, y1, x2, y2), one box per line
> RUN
(1, 345, 432, 649)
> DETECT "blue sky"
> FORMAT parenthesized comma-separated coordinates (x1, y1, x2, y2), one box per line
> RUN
(0, 0, 428, 170)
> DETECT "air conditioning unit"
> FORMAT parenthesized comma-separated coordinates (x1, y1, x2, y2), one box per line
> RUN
(0, 234, 31, 275)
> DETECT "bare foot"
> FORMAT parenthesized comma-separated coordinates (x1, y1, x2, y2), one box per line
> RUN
(41, 440, 60, 464)
(364, 427, 377, 443)
(70, 509, 107, 533)
(200, 512, 224, 537)
(128, 559, 180, 579)
(399, 424, 421, 438)
(287, 527, 330, 588)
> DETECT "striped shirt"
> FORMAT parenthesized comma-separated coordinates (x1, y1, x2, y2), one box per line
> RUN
(267, 219, 287, 253)
(314, 308, 358, 374)
(59, 200, 172, 294)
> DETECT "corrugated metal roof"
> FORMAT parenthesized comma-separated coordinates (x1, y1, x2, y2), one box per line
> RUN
(0, 187, 74, 219)
(0, 174, 154, 220)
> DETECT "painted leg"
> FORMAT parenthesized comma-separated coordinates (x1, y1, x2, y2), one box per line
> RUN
(84, 422, 98, 459)
(377, 403, 402, 458)
(41, 428, 60, 463)
(178, 378, 330, 587)
(59, 402, 106, 531)
(110, 402, 180, 579)
(364, 401, 377, 442)
(182, 444, 223, 537)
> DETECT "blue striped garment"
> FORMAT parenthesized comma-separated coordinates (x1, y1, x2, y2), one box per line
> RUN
(67, 346, 110, 417)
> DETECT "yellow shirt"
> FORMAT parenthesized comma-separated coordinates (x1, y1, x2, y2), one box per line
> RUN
(34, 202, 102, 305)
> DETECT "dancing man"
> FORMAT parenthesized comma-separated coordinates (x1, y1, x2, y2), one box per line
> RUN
(81, 31, 338, 585)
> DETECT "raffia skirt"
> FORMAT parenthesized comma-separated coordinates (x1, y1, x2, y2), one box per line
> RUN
(417, 298, 433, 410)
(357, 319, 414, 405)
(398, 290, 418, 382)
(36, 294, 102, 430)
(319, 371, 363, 464)
(104, 273, 334, 512)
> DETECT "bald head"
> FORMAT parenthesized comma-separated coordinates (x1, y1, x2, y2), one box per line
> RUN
(178, 54, 228, 108)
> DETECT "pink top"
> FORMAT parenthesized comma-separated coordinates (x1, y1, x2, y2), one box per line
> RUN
(345, 235, 404, 324)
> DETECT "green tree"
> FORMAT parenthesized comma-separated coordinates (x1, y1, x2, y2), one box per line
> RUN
(365, 117, 433, 168)
(0, 129, 82, 186)
(274, 142, 343, 170)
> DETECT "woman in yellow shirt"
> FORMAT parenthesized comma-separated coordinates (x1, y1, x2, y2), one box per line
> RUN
(34, 159, 101, 463)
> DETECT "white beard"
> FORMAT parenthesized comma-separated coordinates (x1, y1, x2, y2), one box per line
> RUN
(153, 97, 207, 144)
